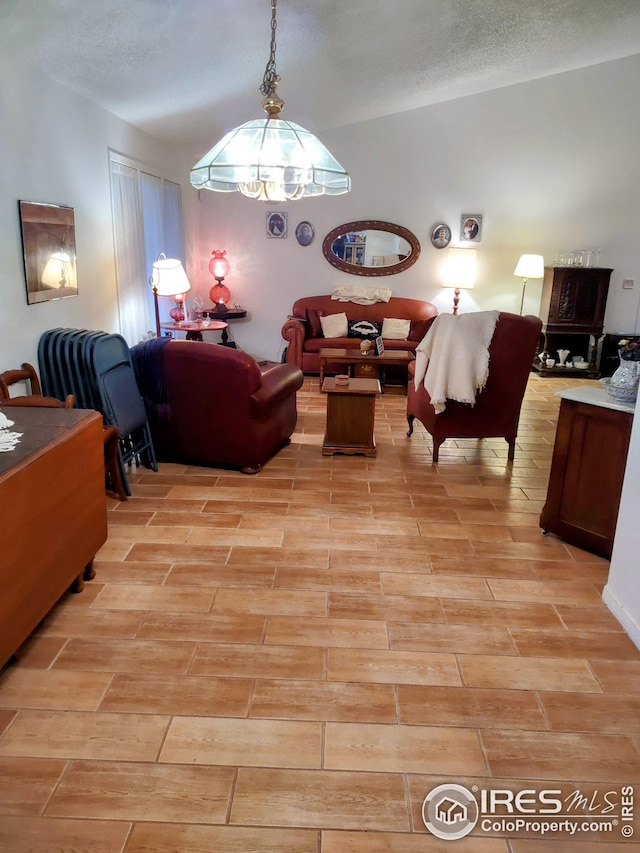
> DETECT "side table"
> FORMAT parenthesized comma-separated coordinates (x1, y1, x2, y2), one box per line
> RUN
(204, 309, 248, 347)
(321, 377, 381, 457)
(160, 320, 228, 343)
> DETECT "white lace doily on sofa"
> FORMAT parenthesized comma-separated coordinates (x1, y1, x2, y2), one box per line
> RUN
(0, 410, 23, 452)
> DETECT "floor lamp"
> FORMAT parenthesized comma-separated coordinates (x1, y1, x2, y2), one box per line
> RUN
(514, 254, 544, 315)
(443, 247, 477, 315)
(149, 254, 192, 337)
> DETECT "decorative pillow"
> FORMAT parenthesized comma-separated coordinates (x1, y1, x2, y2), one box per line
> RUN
(408, 317, 436, 342)
(381, 318, 411, 340)
(347, 319, 382, 340)
(320, 312, 349, 339)
(306, 308, 324, 338)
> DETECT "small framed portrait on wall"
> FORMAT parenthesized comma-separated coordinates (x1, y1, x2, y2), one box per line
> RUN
(266, 211, 287, 238)
(460, 214, 482, 243)
(295, 220, 315, 246)
(430, 223, 451, 249)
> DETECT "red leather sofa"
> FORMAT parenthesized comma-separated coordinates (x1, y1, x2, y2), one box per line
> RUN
(131, 339, 304, 473)
(281, 295, 438, 374)
(406, 312, 542, 462)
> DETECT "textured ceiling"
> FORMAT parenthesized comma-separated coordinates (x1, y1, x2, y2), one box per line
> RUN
(2, 0, 640, 157)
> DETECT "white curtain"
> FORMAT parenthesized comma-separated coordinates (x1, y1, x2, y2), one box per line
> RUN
(111, 161, 148, 345)
(140, 172, 186, 328)
(110, 154, 186, 345)
(162, 179, 185, 261)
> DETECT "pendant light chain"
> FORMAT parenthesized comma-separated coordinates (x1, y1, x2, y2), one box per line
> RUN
(260, 0, 279, 97)
(190, 0, 350, 198)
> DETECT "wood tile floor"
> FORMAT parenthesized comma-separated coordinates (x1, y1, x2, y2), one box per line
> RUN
(1, 375, 639, 852)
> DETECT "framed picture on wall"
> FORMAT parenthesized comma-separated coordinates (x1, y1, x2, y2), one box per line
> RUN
(460, 214, 482, 243)
(19, 200, 78, 304)
(295, 220, 314, 246)
(430, 223, 452, 249)
(266, 211, 287, 238)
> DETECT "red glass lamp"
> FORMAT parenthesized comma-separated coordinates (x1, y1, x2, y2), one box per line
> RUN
(209, 249, 231, 312)
(169, 294, 187, 323)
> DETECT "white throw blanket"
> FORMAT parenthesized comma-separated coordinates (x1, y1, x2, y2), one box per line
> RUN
(331, 285, 392, 305)
(413, 311, 500, 414)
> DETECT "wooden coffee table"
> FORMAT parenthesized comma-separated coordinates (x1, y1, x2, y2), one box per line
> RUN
(318, 348, 414, 393)
(321, 377, 381, 457)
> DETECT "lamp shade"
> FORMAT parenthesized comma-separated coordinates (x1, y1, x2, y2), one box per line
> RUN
(190, 118, 351, 201)
(514, 254, 544, 279)
(443, 248, 477, 289)
(150, 255, 191, 297)
(41, 252, 76, 290)
(190, 0, 350, 202)
(209, 249, 230, 280)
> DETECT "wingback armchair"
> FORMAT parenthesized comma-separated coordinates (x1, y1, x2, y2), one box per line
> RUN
(131, 339, 304, 473)
(406, 312, 542, 462)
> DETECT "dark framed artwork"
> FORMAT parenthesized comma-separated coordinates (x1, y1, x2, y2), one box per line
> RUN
(374, 335, 385, 356)
(266, 211, 287, 239)
(460, 214, 482, 243)
(19, 200, 78, 304)
(295, 220, 315, 246)
(430, 222, 451, 249)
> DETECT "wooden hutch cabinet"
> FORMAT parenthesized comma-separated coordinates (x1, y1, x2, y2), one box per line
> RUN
(535, 266, 612, 376)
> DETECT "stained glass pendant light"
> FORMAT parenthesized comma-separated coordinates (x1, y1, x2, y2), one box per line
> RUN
(190, 0, 351, 202)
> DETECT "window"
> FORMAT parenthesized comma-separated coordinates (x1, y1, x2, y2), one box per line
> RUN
(109, 152, 185, 345)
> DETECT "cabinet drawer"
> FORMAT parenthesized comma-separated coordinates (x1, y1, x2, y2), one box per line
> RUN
(353, 362, 378, 378)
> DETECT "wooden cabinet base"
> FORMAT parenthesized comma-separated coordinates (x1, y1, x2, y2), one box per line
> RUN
(0, 408, 108, 668)
(540, 397, 633, 558)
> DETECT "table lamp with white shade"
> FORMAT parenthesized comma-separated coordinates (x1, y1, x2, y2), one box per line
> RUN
(149, 254, 191, 337)
(514, 254, 544, 315)
(443, 247, 477, 315)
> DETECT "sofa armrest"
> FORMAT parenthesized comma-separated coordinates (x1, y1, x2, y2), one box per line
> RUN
(250, 364, 304, 418)
(281, 318, 306, 368)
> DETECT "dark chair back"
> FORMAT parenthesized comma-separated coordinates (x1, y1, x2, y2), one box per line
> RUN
(0, 362, 74, 408)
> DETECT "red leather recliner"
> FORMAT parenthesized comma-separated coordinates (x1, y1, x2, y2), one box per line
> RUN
(131, 339, 304, 473)
(406, 312, 542, 462)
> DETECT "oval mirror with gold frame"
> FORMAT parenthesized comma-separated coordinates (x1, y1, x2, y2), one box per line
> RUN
(322, 220, 421, 277)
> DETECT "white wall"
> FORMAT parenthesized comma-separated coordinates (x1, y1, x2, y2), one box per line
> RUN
(0, 57, 184, 372)
(189, 54, 640, 362)
(603, 386, 640, 649)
